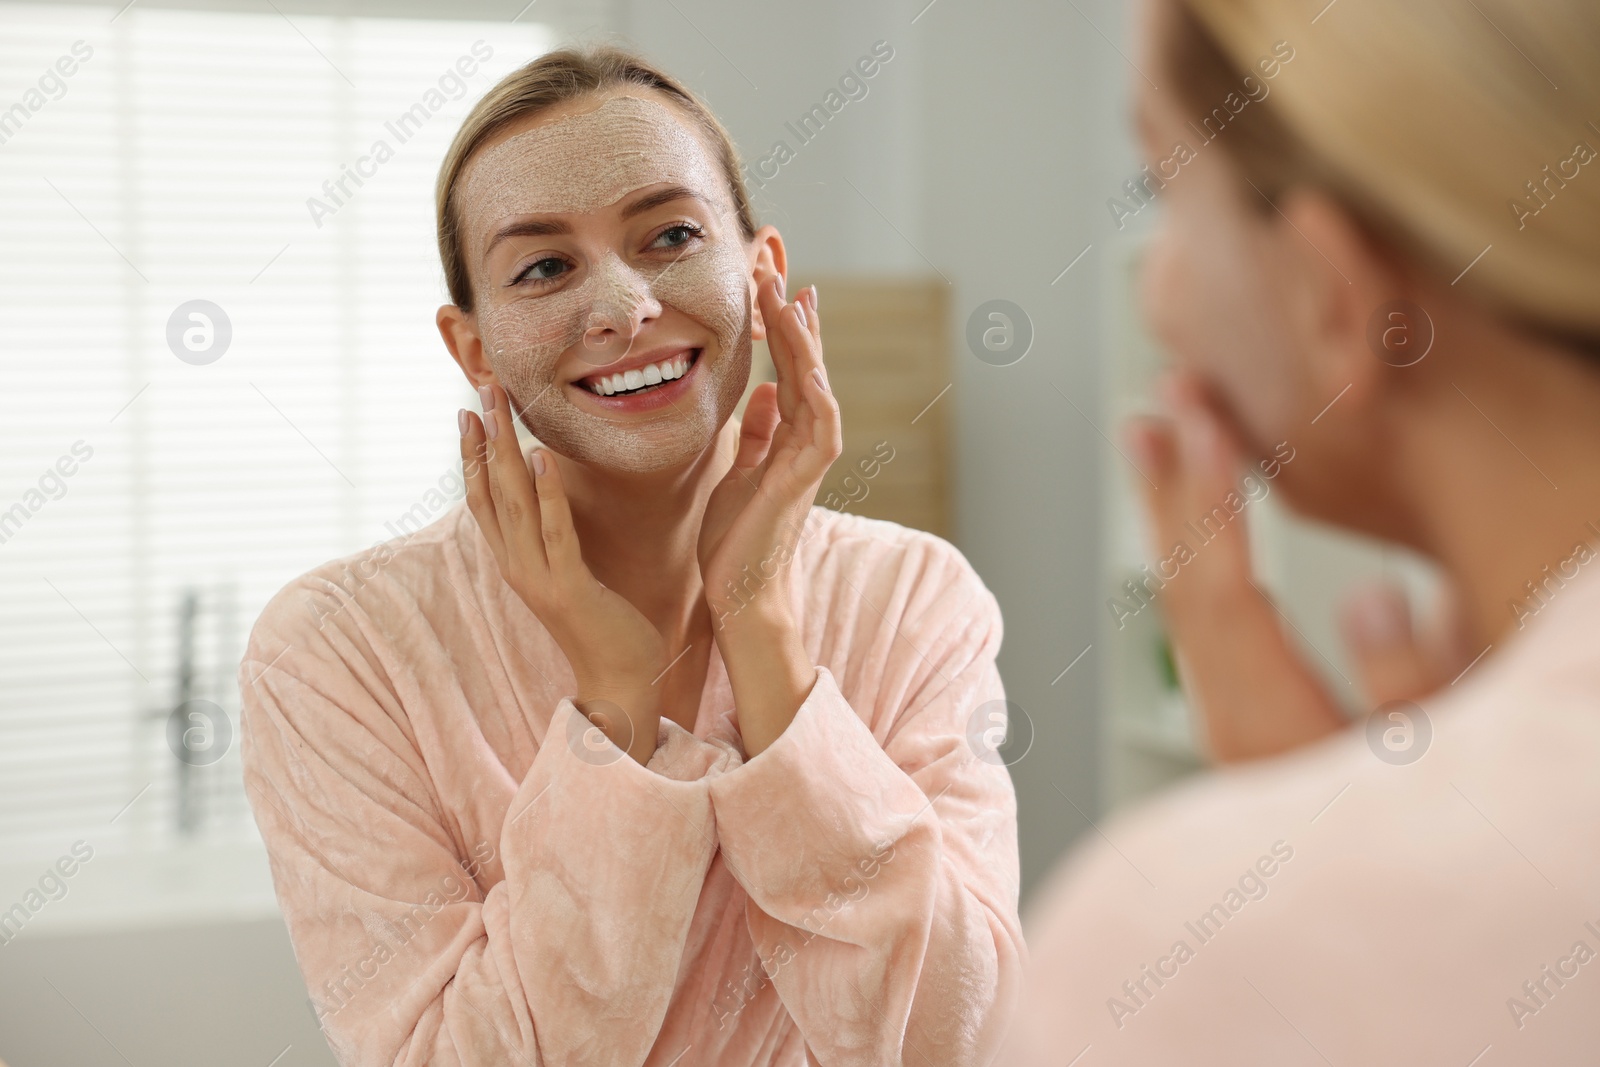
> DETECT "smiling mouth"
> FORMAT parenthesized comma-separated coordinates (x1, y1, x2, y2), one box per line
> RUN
(577, 349, 700, 397)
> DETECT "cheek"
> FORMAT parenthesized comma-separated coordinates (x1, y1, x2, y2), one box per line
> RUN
(1140, 187, 1301, 444)
(1138, 224, 1192, 358)
(649, 241, 748, 351)
(481, 289, 587, 373)
(1141, 194, 1256, 375)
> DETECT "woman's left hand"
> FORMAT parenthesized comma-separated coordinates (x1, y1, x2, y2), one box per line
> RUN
(697, 277, 841, 754)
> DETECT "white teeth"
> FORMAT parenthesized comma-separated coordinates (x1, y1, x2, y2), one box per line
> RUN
(586, 352, 695, 395)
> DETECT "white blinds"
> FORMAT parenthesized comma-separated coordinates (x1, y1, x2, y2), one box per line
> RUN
(0, 2, 553, 860)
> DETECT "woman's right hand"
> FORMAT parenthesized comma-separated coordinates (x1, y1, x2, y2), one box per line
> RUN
(1124, 375, 1342, 762)
(460, 382, 668, 765)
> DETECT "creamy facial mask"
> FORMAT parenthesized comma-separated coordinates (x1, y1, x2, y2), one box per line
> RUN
(458, 94, 752, 472)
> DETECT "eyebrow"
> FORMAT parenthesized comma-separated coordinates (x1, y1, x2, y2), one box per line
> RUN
(618, 184, 713, 220)
(484, 218, 570, 256)
(482, 185, 714, 257)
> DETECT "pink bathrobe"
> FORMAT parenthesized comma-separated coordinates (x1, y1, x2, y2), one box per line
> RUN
(1003, 564, 1600, 1065)
(238, 497, 1022, 1066)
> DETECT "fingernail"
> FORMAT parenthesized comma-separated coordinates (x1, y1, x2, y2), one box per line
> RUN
(794, 302, 808, 330)
(777, 275, 787, 301)
(483, 410, 499, 440)
(1349, 588, 1408, 647)
(812, 367, 827, 392)
(478, 383, 494, 409)
(531, 449, 547, 477)
(808, 285, 819, 310)
(458, 409, 470, 437)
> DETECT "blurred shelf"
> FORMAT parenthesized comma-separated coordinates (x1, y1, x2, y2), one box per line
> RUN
(1114, 697, 1200, 762)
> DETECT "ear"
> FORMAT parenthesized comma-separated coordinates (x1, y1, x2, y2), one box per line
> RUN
(437, 304, 497, 390)
(745, 224, 788, 341)
(1274, 189, 1411, 420)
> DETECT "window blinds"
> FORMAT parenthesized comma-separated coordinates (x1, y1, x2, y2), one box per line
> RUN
(0, 1, 553, 861)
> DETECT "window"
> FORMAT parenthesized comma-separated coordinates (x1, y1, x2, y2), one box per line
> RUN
(0, 1, 553, 864)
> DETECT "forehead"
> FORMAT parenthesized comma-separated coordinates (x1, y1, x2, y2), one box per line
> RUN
(459, 91, 726, 229)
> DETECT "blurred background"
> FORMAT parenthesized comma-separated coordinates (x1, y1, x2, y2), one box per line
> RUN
(0, 0, 1424, 1062)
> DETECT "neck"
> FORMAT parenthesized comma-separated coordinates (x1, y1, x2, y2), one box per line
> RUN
(554, 420, 739, 648)
(1398, 334, 1600, 648)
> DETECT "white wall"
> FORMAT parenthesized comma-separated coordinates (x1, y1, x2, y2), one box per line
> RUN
(615, 1, 924, 274)
(616, 0, 1139, 905)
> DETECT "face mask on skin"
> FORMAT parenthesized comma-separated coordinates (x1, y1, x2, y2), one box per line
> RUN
(459, 94, 753, 473)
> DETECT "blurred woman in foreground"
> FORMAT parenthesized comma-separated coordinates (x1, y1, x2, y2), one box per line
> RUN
(1008, 0, 1600, 1062)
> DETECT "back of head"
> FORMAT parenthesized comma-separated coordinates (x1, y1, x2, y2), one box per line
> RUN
(1174, 0, 1600, 350)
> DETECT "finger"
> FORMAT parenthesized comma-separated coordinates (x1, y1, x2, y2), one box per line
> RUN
(1123, 378, 1346, 761)
(479, 381, 547, 575)
(786, 284, 824, 384)
(735, 382, 781, 469)
(800, 285, 821, 346)
(797, 349, 842, 483)
(1124, 414, 1179, 541)
(765, 283, 826, 464)
(528, 448, 584, 577)
(459, 407, 507, 566)
(755, 275, 800, 417)
(1124, 389, 1251, 599)
(1162, 374, 1255, 591)
(1340, 582, 1437, 705)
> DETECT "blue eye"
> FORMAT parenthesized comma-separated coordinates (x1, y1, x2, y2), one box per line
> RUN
(653, 223, 705, 250)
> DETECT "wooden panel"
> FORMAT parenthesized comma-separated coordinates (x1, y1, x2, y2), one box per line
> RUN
(795, 275, 951, 538)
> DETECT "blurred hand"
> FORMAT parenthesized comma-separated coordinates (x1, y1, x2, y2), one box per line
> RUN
(1338, 578, 1477, 708)
(1124, 371, 1346, 762)
(1126, 372, 1477, 762)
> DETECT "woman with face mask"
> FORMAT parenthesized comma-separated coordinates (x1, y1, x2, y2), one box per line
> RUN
(1006, 0, 1600, 1063)
(236, 46, 1021, 1067)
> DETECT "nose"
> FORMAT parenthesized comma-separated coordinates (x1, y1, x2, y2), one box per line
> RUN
(582, 252, 661, 362)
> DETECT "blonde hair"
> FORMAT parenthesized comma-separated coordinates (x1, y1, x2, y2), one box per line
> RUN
(434, 44, 758, 314)
(1172, 0, 1600, 347)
